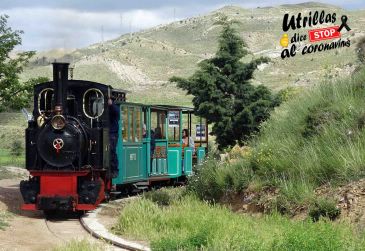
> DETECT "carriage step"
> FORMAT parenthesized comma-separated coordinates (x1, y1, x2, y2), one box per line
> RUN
(136, 186, 149, 190)
(135, 181, 150, 186)
(110, 191, 122, 195)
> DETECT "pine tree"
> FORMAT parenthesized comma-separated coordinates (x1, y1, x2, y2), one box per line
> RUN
(170, 16, 277, 149)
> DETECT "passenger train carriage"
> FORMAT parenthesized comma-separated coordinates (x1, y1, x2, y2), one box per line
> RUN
(20, 63, 207, 212)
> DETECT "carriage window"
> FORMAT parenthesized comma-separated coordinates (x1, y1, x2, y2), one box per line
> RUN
(122, 106, 128, 142)
(151, 110, 166, 140)
(130, 107, 135, 142)
(38, 88, 54, 117)
(83, 89, 104, 119)
(135, 109, 142, 142)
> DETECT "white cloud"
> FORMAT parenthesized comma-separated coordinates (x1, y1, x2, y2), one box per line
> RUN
(4, 7, 176, 51)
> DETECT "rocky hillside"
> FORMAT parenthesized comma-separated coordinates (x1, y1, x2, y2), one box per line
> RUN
(21, 2, 365, 106)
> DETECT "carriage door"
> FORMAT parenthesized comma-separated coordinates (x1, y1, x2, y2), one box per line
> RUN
(150, 108, 168, 176)
(116, 105, 144, 184)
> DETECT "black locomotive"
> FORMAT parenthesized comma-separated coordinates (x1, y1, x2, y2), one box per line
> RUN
(20, 63, 126, 211)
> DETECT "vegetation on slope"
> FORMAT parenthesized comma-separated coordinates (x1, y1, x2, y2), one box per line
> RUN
(114, 189, 365, 251)
(188, 66, 365, 209)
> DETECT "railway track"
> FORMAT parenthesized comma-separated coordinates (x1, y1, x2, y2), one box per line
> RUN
(43, 211, 125, 251)
(44, 212, 88, 242)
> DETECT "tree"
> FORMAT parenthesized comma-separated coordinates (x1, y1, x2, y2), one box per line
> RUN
(170, 16, 277, 149)
(0, 15, 46, 111)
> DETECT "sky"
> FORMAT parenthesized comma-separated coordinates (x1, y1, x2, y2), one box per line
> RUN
(1, 0, 364, 52)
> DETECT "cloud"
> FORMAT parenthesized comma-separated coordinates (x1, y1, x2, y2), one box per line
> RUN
(1, 0, 364, 51)
(4, 7, 179, 51)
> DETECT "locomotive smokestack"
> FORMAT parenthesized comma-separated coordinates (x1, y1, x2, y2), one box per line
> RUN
(52, 63, 69, 114)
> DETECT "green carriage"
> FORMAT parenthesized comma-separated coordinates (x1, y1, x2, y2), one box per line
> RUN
(113, 103, 208, 187)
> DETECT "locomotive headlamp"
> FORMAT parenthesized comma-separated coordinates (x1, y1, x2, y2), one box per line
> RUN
(51, 115, 66, 130)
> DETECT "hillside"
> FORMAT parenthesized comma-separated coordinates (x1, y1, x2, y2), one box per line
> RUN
(189, 65, 365, 216)
(21, 2, 365, 106)
(1, 2, 364, 151)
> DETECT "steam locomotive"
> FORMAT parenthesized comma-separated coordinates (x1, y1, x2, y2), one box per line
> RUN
(20, 63, 207, 212)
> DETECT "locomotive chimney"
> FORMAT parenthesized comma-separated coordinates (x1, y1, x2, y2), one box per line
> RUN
(52, 62, 69, 114)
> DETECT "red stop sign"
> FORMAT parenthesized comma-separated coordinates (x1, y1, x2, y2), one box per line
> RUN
(308, 26, 341, 42)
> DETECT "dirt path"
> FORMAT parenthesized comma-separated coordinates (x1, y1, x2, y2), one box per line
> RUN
(0, 168, 122, 251)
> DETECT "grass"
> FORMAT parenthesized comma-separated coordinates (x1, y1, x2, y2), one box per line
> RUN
(52, 239, 103, 251)
(114, 192, 365, 251)
(0, 149, 25, 168)
(0, 211, 12, 230)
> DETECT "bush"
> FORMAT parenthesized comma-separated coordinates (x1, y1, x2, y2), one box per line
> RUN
(187, 155, 253, 202)
(308, 198, 341, 222)
(301, 105, 342, 138)
(10, 140, 23, 157)
(143, 188, 185, 206)
(144, 190, 171, 206)
(187, 158, 225, 202)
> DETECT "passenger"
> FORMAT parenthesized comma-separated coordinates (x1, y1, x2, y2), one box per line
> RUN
(154, 127, 162, 139)
(150, 129, 156, 155)
(142, 124, 147, 138)
(182, 129, 195, 149)
(108, 97, 119, 179)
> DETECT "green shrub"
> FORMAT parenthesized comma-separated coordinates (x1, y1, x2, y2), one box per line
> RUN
(144, 190, 171, 206)
(10, 140, 23, 157)
(302, 105, 342, 138)
(188, 145, 255, 202)
(143, 188, 185, 206)
(308, 198, 341, 222)
(187, 158, 225, 202)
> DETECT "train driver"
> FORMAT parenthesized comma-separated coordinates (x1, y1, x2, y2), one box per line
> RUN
(108, 97, 120, 179)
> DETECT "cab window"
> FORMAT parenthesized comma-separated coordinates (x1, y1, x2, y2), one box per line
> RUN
(38, 88, 54, 117)
(83, 89, 104, 119)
